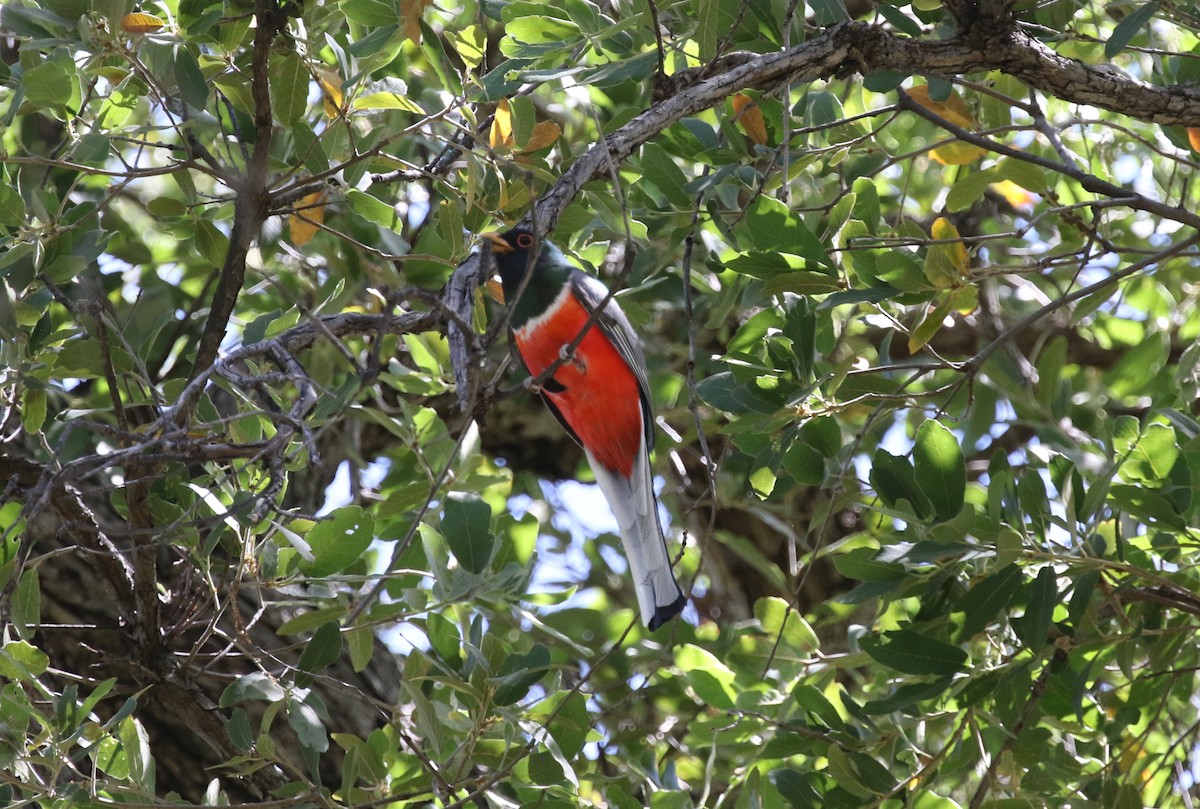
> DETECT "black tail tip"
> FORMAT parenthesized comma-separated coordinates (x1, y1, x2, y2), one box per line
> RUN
(648, 593, 688, 631)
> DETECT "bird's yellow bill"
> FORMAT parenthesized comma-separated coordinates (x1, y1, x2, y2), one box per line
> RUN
(480, 233, 510, 302)
(481, 232, 513, 253)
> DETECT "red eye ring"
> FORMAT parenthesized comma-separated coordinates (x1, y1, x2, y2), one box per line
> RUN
(515, 233, 534, 248)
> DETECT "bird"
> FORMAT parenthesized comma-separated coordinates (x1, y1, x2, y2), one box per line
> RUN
(482, 227, 687, 631)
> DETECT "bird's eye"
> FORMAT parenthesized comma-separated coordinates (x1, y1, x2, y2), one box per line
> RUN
(516, 233, 534, 248)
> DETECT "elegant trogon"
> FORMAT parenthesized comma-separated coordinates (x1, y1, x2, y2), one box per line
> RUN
(483, 227, 687, 630)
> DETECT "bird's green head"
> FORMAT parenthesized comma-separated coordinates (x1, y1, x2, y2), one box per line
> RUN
(482, 227, 571, 326)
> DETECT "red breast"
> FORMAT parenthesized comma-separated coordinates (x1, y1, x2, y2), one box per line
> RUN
(514, 289, 644, 478)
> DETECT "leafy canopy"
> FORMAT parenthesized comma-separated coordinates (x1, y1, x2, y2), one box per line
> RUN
(2, 0, 1200, 807)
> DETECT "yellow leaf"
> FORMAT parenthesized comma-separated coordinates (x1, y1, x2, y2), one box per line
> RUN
(315, 67, 343, 118)
(732, 93, 768, 145)
(907, 84, 977, 129)
(930, 141, 988, 166)
(990, 179, 1036, 209)
(1189, 128, 1200, 152)
(517, 120, 561, 153)
(490, 98, 514, 150)
(924, 217, 968, 288)
(289, 191, 325, 247)
(121, 12, 164, 32)
(400, 0, 434, 44)
(908, 84, 987, 165)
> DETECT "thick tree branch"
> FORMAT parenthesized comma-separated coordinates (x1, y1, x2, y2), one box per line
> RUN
(188, 0, 285, 391)
(446, 19, 1200, 409)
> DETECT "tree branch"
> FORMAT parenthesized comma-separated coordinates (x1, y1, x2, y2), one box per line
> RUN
(187, 0, 285, 393)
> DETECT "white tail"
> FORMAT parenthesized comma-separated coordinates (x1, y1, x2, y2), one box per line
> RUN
(587, 433, 686, 630)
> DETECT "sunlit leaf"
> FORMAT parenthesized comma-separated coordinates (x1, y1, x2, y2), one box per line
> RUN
(120, 12, 163, 32)
(491, 97, 514, 149)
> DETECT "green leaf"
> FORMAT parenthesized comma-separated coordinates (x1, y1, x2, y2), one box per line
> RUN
(641, 142, 691, 207)
(695, 371, 783, 415)
(1106, 0, 1160, 57)
(194, 219, 229, 268)
(834, 547, 905, 582)
(11, 569, 40, 640)
(875, 251, 931, 292)
(791, 683, 844, 729)
(851, 177, 881, 233)
(426, 612, 462, 669)
(354, 90, 425, 114)
(744, 196, 831, 270)
(1108, 484, 1186, 528)
(995, 157, 1047, 193)
(506, 94, 536, 150)
(21, 387, 46, 434)
(346, 626, 375, 673)
(771, 768, 820, 808)
(1035, 335, 1067, 413)
(173, 46, 209, 110)
(342, 0, 399, 26)
(826, 744, 875, 798)
(696, 0, 737, 61)
(956, 563, 1022, 639)
(306, 506, 374, 576)
(492, 643, 551, 706)
(0, 639, 49, 680)
(23, 60, 75, 111)
(347, 189, 402, 231)
(220, 671, 286, 707)
(0, 184, 24, 227)
(270, 52, 309, 125)
(756, 596, 819, 653)
(297, 621, 343, 679)
(914, 419, 966, 523)
(783, 440, 825, 485)
(72, 133, 110, 166)
(946, 168, 999, 212)
(674, 643, 737, 710)
(1013, 567, 1057, 647)
(860, 629, 968, 676)
(870, 450, 931, 519)
(228, 708, 253, 752)
(287, 698, 329, 753)
(1118, 421, 1179, 484)
(442, 492, 494, 574)
(908, 294, 955, 354)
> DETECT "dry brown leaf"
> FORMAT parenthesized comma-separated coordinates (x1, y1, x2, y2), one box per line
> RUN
(1189, 128, 1200, 152)
(732, 93, 768, 145)
(400, 0, 435, 44)
(518, 120, 562, 152)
